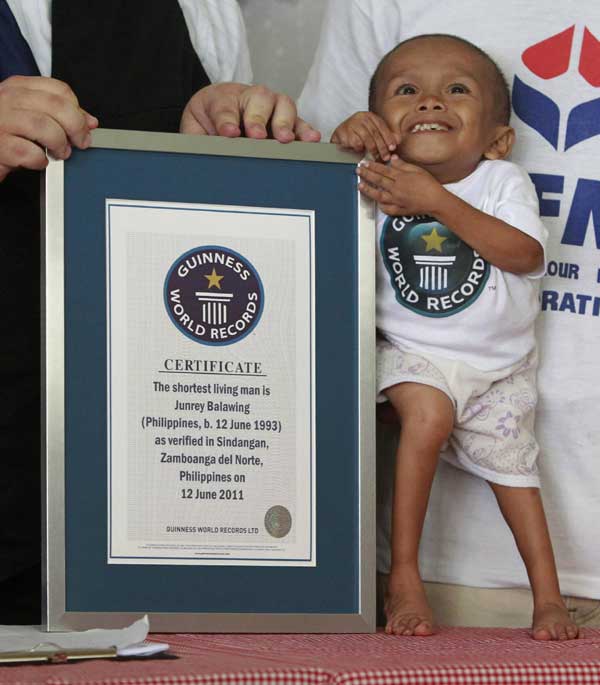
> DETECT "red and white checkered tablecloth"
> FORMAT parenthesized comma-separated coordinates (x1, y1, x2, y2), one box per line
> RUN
(1, 628, 599, 685)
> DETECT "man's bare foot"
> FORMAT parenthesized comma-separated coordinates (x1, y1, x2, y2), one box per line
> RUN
(385, 572, 436, 636)
(532, 601, 580, 640)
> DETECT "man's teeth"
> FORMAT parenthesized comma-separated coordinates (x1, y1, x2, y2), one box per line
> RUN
(411, 123, 449, 132)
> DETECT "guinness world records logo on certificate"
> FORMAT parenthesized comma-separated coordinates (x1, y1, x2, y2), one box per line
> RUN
(164, 245, 264, 346)
(106, 200, 315, 568)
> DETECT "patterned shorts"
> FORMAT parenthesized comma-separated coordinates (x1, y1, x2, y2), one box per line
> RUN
(377, 339, 540, 487)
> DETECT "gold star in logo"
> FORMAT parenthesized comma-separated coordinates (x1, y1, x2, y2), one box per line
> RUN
(421, 227, 448, 253)
(204, 268, 224, 289)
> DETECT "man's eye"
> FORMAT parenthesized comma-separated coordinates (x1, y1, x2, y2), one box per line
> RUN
(449, 84, 468, 94)
(396, 84, 417, 95)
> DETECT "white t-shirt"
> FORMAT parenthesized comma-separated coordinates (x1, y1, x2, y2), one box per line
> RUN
(300, 0, 600, 598)
(6, 0, 252, 83)
(378, 160, 547, 372)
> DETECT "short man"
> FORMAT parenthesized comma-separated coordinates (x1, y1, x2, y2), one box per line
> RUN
(300, 0, 600, 629)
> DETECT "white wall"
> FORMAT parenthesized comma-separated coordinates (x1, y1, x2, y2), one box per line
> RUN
(239, 0, 327, 99)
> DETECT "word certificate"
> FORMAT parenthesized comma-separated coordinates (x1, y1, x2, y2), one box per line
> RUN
(106, 199, 315, 566)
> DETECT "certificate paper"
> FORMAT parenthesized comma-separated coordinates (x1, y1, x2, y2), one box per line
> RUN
(107, 200, 315, 566)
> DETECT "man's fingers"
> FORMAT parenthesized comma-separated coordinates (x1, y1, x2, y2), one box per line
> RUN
(0, 75, 79, 104)
(357, 179, 389, 202)
(84, 111, 99, 129)
(294, 116, 321, 142)
(181, 82, 320, 143)
(389, 155, 419, 172)
(182, 118, 210, 136)
(240, 85, 277, 139)
(210, 105, 242, 136)
(346, 129, 368, 153)
(366, 113, 398, 152)
(356, 163, 396, 190)
(333, 127, 366, 150)
(362, 159, 398, 178)
(357, 180, 377, 201)
(349, 124, 380, 158)
(180, 96, 218, 136)
(0, 86, 92, 149)
(0, 76, 98, 181)
(365, 121, 392, 161)
(332, 124, 372, 154)
(269, 93, 296, 143)
(357, 177, 406, 215)
(379, 201, 406, 215)
(0, 130, 49, 173)
(2, 107, 71, 158)
(216, 120, 242, 137)
(364, 119, 396, 160)
(205, 92, 244, 137)
(332, 128, 361, 150)
(181, 84, 247, 137)
(0, 75, 97, 138)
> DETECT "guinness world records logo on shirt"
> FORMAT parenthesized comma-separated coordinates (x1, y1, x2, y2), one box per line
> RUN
(164, 245, 264, 346)
(381, 215, 490, 317)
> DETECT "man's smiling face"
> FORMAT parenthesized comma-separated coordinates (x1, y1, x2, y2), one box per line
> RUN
(373, 37, 507, 183)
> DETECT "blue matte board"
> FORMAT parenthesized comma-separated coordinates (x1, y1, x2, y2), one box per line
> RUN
(63, 146, 360, 613)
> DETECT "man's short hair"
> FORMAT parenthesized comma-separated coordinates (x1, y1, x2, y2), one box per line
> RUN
(368, 34, 511, 126)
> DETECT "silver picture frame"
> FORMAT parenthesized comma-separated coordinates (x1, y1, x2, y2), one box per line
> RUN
(43, 129, 376, 632)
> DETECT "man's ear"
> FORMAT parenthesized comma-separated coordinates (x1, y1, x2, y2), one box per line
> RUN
(484, 126, 515, 160)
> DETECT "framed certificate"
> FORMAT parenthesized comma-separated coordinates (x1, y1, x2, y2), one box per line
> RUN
(43, 130, 375, 632)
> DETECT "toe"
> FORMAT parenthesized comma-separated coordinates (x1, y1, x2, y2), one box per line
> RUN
(389, 618, 408, 636)
(532, 626, 552, 641)
(414, 621, 434, 636)
(406, 616, 422, 632)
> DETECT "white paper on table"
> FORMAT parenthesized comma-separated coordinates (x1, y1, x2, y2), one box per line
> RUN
(0, 615, 168, 656)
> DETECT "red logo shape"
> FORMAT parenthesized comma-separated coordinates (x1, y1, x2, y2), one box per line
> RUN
(579, 28, 600, 87)
(522, 25, 574, 79)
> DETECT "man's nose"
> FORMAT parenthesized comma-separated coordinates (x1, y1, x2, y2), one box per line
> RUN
(417, 94, 446, 111)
